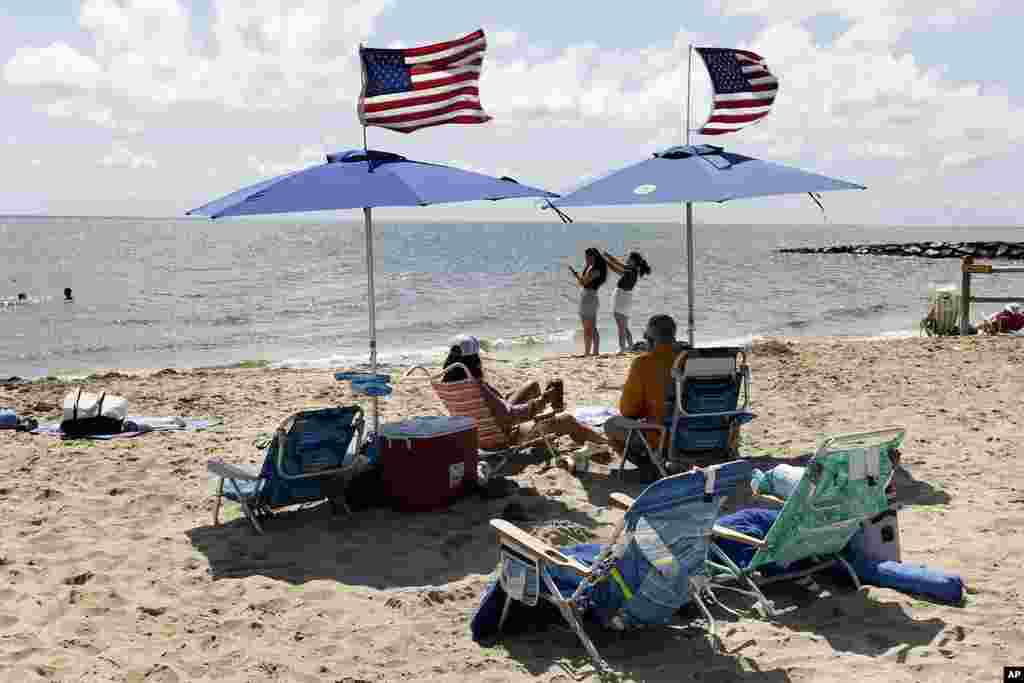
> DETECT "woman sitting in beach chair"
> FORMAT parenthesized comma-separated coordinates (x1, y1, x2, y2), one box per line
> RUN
(440, 335, 607, 450)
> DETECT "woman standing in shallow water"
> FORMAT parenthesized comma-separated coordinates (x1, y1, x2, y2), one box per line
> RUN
(569, 247, 608, 356)
(603, 251, 652, 352)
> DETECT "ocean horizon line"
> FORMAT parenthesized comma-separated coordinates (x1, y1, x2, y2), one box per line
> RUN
(2, 212, 1022, 229)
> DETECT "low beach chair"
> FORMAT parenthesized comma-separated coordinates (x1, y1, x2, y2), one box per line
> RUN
(616, 346, 754, 477)
(707, 427, 905, 616)
(406, 363, 558, 470)
(208, 406, 365, 534)
(472, 460, 752, 674)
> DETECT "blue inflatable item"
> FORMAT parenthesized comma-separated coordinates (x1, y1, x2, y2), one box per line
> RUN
(845, 529, 964, 605)
(335, 372, 390, 384)
(355, 383, 393, 397)
(352, 375, 391, 385)
(716, 510, 965, 605)
(1, 408, 17, 429)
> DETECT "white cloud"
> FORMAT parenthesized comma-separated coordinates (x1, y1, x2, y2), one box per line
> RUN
(4, 0, 393, 125)
(42, 97, 143, 133)
(711, 0, 1006, 31)
(100, 147, 157, 169)
(246, 144, 325, 177)
(4, 42, 102, 90)
(3, 0, 1023, 223)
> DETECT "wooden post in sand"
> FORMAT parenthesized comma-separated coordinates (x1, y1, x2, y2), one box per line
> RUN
(960, 256, 972, 336)
(960, 256, 1024, 334)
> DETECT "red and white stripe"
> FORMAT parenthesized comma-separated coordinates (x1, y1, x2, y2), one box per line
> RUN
(431, 377, 508, 449)
(698, 49, 778, 136)
(360, 29, 491, 134)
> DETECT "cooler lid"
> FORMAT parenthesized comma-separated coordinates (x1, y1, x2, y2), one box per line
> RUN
(380, 415, 476, 439)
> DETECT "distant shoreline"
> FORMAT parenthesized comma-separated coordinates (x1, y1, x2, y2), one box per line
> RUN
(3, 331, 931, 383)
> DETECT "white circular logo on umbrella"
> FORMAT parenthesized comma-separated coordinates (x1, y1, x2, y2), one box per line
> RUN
(633, 184, 657, 195)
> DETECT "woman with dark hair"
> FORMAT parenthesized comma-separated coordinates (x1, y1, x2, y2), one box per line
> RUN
(568, 247, 608, 356)
(602, 250, 652, 352)
(441, 335, 607, 446)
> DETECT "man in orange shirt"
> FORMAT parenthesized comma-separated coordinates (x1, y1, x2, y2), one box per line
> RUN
(603, 314, 681, 468)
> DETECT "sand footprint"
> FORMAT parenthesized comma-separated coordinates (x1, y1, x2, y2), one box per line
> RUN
(126, 663, 179, 683)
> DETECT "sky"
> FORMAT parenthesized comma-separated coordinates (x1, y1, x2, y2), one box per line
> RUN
(1, 0, 1022, 225)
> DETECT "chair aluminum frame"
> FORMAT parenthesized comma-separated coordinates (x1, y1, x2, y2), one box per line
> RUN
(706, 426, 905, 617)
(489, 464, 748, 675)
(208, 406, 365, 534)
(405, 363, 559, 472)
(616, 348, 752, 478)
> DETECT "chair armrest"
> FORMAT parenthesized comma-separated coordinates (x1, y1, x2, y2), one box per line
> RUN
(490, 519, 592, 578)
(404, 365, 432, 379)
(207, 459, 261, 481)
(614, 417, 664, 432)
(712, 524, 767, 548)
(677, 408, 754, 419)
(753, 493, 786, 506)
(609, 492, 635, 511)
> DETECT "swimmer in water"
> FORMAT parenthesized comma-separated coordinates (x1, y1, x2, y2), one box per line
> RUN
(17, 293, 26, 302)
(64, 287, 73, 302)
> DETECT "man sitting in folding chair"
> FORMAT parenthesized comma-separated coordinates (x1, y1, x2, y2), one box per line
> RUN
(604, 315, 753, 478)
(603, 314, 680, 475)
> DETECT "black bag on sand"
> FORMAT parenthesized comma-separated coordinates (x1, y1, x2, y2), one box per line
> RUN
(60, 388, 128, 437)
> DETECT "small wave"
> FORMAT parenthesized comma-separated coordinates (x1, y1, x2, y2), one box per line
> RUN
(822, 303, 887, 322)
(211, 314, 251, 327)
(113, 318, 159, 327)
(271, 344, 451, 371)
(488, 328, 576, 350)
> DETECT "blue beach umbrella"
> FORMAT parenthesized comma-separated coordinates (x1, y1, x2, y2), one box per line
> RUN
(188, 148, 558, 433)
(554, 144, 865, 345)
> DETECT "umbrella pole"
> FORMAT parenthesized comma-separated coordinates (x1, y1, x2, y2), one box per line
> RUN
(363, 206, 379, 437)
(684, 45, 696, 347)
(685, 202, 695, 347)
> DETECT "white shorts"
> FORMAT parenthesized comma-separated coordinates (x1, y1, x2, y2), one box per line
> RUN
(613, 288, 633, 317)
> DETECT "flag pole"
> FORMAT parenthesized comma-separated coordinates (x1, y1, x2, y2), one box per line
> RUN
(358, 42, 380, 438)
(684, 44, 696, 347)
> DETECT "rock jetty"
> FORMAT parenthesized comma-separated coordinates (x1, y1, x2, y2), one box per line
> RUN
(777, 241, 1024, 259)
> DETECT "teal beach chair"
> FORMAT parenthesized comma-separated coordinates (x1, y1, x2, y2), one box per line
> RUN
(473, 460, 753, 674)
(707, 427, 905, 616)
(208, 406, 365, 534)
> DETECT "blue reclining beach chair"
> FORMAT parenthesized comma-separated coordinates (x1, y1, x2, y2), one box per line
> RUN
(472, 460, 752, 675)
(616, 346, 754, 477)
(208, 406, 365, 534)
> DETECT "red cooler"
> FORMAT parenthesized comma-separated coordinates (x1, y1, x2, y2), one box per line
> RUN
(379, 416, 478, 511)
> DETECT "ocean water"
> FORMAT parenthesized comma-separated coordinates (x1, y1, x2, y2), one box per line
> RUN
(1, 216, 1022, 377)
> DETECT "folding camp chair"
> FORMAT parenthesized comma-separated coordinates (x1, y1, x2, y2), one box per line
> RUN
(208, 406, 365, 534)
(616, 347, 754, 478)
(707, 427, 905, 616)
(473, 460, 752, 674)
(406, 363, 558, 472)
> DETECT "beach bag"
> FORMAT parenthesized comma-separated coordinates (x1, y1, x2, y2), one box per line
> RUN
(61, 388, 128, 437)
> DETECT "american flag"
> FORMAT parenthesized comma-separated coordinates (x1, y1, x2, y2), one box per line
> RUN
(358, 29, 491, 133)
(694, 47, 778, 136)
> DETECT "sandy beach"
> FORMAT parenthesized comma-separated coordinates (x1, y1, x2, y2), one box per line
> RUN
(1, 334, 1023, 682)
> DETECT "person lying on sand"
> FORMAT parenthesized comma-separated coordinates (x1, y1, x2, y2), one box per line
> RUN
(978, 303, 1024, 334)
(442, 334, 607, 446)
